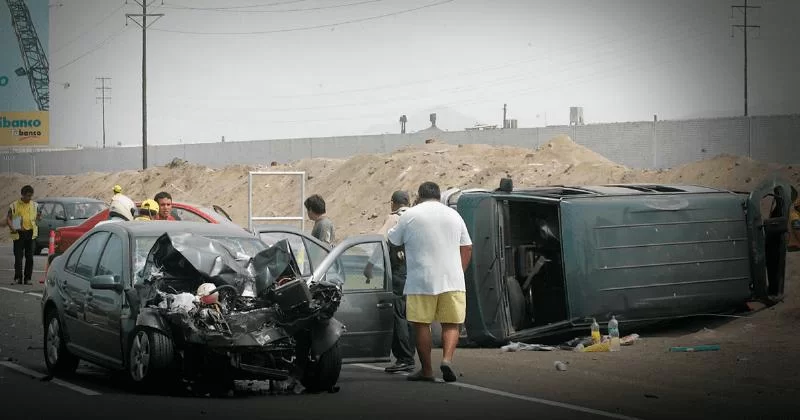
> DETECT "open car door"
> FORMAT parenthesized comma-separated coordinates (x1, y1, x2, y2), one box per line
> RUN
(746, 177, 792, 302)
(256, 227, 393, 364)
(311, 235, 395, 364)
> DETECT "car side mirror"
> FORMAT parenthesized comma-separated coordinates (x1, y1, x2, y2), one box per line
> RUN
(90, 274, 123, 292)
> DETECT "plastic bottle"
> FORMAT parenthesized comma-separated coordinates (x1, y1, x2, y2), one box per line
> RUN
(608, 315, 621, 352)
(590, 318, 601, 344)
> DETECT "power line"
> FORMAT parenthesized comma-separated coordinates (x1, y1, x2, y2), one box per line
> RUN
(163, 0, 383, 13)
(158, 12, 717, 114)
(151, 0, 454, 35)
(161, 0, 307, 10)
(731, 0, 761, 117)
(51, 3, 125, 55)
(52, 25, 129, 72)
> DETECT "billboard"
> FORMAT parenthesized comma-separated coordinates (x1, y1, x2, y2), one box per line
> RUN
(1, 0, 49, 147)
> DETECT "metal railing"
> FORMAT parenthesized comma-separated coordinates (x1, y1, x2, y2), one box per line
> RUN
(247, 171, 306, 233)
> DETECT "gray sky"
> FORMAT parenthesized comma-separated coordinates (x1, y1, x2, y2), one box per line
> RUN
(43, 0, 800, 148)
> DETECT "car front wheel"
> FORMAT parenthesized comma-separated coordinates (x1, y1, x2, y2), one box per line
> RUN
(128, 328, 174, 388)
(301, 341, 342, 392)
(43, 309, 79, 376)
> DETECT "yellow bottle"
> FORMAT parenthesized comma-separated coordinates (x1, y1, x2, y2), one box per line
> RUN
(591, 318, 601, 344)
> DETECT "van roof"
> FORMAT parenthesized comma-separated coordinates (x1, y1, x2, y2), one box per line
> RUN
(461, 183, 736, 200)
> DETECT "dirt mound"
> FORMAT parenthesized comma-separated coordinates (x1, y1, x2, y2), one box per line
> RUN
(1, 135, 797, 242)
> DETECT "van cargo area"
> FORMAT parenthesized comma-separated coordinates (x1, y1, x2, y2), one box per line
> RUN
(501, 200, 567, 332)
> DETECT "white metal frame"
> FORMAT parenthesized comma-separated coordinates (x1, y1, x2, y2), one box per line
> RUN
(248, 171, 306, 232)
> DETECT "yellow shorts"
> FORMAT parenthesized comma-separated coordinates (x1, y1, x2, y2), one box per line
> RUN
(406, 291, 466, 324)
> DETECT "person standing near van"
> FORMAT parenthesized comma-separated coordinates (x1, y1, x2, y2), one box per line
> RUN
(387, 181, 472, 382)
(7, 185, 41, 284)
(304, 194, 335, 246)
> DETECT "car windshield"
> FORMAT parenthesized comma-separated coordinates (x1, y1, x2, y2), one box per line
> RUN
(134, 235, 267, 282)
(66, 202, 106, 220)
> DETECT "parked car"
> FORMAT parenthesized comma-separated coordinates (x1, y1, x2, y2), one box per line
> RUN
(53, 202, 239, 257)
(440, 177, 792, 346)
(41, 221, 394, 393)
(35, 197, 107, 254)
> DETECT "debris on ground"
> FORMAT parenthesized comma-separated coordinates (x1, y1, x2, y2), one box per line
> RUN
(501, 342, 558, 352)
(554, 361, 568, 371)
(668, 344, 721, 352)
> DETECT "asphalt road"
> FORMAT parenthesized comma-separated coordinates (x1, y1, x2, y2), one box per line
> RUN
(0, 244, 797, 420)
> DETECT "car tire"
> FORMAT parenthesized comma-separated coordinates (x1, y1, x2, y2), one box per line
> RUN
(128, 327, 174, 389)
(43, 309, 80, 376)
(301, 341, 342, 392)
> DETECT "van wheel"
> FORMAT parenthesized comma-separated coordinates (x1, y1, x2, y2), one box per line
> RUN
(301, 341, 342, 392)
(43, 310, 79, 376)
(506, 277, 527, 331)
(128, 328, 174, 389)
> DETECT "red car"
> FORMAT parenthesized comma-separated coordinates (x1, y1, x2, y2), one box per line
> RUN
(53, 202, 238, 256)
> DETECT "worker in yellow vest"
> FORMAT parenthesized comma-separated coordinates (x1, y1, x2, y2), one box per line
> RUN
(6, 185, 41, 284)
(789, 186, 800, 252)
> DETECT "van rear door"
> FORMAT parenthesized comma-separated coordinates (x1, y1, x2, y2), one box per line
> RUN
(746, 177, 792, 302)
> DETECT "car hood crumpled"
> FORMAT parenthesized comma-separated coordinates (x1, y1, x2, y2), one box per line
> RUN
(138, 231, 302, 297)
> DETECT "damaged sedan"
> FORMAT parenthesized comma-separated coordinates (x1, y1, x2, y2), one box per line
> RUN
(41, 221, 396, 394)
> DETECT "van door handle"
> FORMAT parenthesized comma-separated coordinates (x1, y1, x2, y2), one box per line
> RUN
(376, 302, 393, 309)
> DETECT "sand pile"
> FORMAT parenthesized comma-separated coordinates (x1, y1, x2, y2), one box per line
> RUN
(1, 135, 797, 243)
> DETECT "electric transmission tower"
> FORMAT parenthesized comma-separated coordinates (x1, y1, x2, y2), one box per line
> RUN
(126, 0, 164, 169)
(96, 77, 111, 148)
(731, 0, 761, 117)
(6, 0, 50, 111)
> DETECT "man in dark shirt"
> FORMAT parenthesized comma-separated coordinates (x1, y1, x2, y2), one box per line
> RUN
(304, 194, 335, 246)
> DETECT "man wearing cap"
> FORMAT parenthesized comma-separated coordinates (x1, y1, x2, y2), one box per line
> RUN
(364, 190, 415, 373)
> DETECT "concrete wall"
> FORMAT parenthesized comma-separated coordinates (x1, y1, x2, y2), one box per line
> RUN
(2, 114, 798, 176)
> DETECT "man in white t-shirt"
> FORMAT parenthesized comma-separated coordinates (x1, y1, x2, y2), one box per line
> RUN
(387, 181, 472, 383)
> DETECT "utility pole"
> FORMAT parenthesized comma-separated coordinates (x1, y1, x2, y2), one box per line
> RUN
(502, 103, 507, 128)
(126, 1, 163, 169)
(731, 0, 760, 117)
(95, 77, 111, 148)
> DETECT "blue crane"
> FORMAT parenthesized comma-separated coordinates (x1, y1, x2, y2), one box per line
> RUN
(6, 0, 49, 111)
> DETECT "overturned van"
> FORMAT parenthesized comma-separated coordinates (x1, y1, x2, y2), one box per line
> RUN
(443, 177, 792, 346)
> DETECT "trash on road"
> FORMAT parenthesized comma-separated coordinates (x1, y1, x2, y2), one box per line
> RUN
(501, 342, 558, 352)
(620, 333, 640, 346)
(554, 361, 568, 371)
(668, 344, 721, 352)
(581, 341, 611, 352)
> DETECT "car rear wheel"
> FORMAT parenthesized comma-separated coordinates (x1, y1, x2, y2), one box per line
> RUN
(301, 341, 342, 392)
(128, 328, 174, 388)
(44, 310, 79, 376)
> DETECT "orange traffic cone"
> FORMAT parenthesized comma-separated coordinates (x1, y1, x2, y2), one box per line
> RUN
(39, 230, 55, 284)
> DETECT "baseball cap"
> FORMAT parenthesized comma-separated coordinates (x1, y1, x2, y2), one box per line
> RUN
(391, 190, 410, 205)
